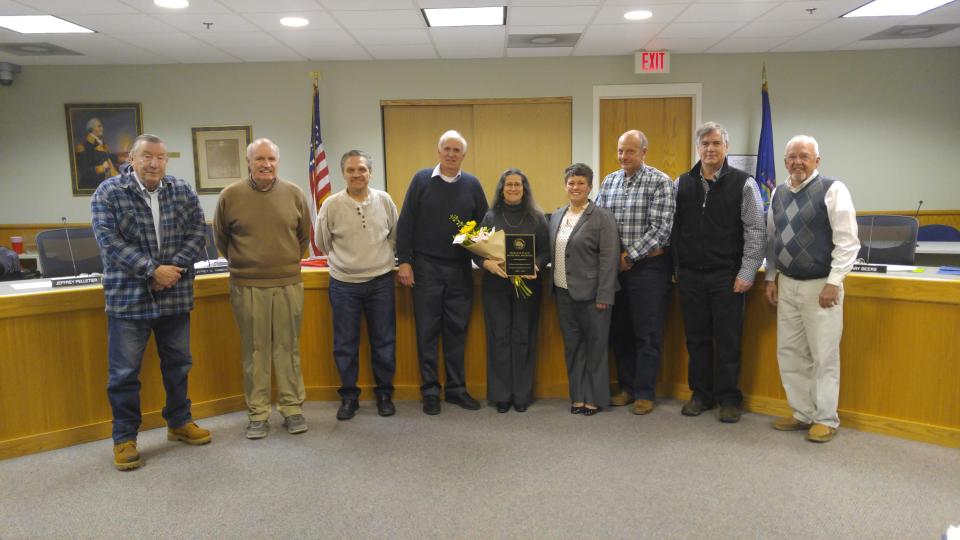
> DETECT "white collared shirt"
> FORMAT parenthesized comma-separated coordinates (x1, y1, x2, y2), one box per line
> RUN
(432, 164, 461, 183)
(133, 171, 163, 252)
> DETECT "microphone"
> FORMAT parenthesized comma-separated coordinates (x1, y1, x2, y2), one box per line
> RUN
(62, 216, 80, 277)
(913, 200, 923, 220)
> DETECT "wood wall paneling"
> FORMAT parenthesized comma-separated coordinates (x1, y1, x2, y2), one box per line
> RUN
(599, 97, 693, 181)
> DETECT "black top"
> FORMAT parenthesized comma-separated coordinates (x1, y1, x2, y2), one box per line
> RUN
(472, 202, 551, 276)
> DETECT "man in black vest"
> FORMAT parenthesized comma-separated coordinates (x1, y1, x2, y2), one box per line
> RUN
(673, 122, 765, 423)
(765, 135, 859, 443)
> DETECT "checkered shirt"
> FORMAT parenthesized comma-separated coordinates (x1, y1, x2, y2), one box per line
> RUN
(91, 164, 206, 320)
(595, 164, 676, 262)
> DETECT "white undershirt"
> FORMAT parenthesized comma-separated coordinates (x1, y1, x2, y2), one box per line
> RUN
(432, 164, 461, 183)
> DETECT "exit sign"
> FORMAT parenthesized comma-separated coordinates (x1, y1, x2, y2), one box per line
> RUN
(635, 50, 670, 74)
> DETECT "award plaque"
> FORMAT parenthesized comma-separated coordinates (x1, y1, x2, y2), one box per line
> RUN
(505, 234, 535, 276)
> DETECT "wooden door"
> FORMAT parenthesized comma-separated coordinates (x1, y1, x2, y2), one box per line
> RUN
(598, 97, 693, 182)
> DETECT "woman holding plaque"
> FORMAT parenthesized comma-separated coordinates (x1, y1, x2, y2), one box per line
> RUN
(548, 163, 620, 416)
(473, 168, 550, 413)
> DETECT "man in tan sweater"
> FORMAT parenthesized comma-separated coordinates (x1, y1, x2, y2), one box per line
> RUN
(214, 138, 311, 439)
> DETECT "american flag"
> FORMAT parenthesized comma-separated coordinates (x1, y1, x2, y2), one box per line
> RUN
(308, 82, 331, 257)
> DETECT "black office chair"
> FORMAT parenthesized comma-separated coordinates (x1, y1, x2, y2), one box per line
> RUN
(917, 224, 960, 242)
(203, 223, 218, 260)
(856, 215, 918, 265)
(35, 228, 104, 277)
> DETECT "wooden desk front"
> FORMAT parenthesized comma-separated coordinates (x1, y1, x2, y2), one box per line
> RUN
(1, 268, 958, 459)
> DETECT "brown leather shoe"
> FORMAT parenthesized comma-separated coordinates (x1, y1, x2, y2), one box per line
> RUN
(167, 421, 212, 445)
(610, 391, 634, 407)
(632, 399, 654, 415)
(772, 416, 812, 431)
(806, 423, 837, 443)
(113, 440, 142, 471)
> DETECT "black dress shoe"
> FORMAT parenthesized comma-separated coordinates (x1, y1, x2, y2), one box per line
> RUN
(376, 394, 396, 417)
(336, 398, 359, 421)
(495, 402, 510, 413)
(445, 392, 481, 410)
(422, 395, 441, 415)
(570, 405, 585, 414)
(582, 406, 601, 416)
(513, 402, 528, 412)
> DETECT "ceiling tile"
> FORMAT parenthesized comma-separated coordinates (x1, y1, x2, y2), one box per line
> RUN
(49, 33, 177, 63)
(659, 21, 746, 39)
(332, 9, 423, 29)
(592, 4, 688, 25)
(507, 46, 572, 57)
(512, 0, 600, 5)
(191, 30, 283, 48)
(643, 36, 722, 53)
(351, 28, 430, 46)
(302, 44, 370, 60)
(573, 23, 664, 55)
(707, 36, 790, 53)
(217, 0, 323, 12)
(756, 0, 869, 22)
(509, 6, 598, 26)
(840, 38, 930, 51)
(274, 28, 356, 47)
(913, 1, 960, 24)
(318, 0, 414, 9)
(155, 13, 261, 32)
(0, 1, 42, 15)
(216, 45, 305, 62)
(120, 0, 232, 14)
(14, 0, 137, 15)
(676, 2, 779, 23)
(66, 14, 179, 33)
(734, 19, 826, 38)
(419, 0, 504, 6)
(110, 31, 242, 62)
(508, 24, 584, 34)
(367, 43, 437, 59)
(431, 26, 504, 58)
(242, 11, 341, 31)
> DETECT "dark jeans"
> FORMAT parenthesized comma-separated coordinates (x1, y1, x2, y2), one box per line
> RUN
(107, 312, 193, 443)
(677, 267, 745, 406)
(610, 253, 672, 401)
(412, 256, 473, 397)
(328, 272, 396, 399)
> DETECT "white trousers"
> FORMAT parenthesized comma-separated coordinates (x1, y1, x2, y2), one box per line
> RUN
(776, 274, 843, 428)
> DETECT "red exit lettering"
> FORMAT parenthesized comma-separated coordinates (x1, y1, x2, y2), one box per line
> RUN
(642, 51, 664, 71)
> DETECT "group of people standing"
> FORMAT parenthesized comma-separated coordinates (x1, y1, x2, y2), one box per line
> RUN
(91, 121, 858, 471)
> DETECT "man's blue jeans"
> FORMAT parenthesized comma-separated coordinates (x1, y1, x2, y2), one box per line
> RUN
(328, 273, 396, 399)
(107, 312, 193, 443)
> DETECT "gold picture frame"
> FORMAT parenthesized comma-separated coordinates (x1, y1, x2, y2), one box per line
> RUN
(191, 125, 252, 193)
(65, 102, 143, 196)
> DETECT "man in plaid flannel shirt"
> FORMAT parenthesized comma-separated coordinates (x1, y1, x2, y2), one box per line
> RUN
(595, 130, 676, 416)
(91, 134, 211, 471)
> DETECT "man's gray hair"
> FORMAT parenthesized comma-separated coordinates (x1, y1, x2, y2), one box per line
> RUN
(129, 134, 166, 159)
(340, 149, 372, 172)
(785, 134, 819, 157)
(620, 129, 648, 150)
(696, 122, 729, 146)
(85, 117, 102, 133)
(247, 138, 280, 160)
(438, 130, 468, 153)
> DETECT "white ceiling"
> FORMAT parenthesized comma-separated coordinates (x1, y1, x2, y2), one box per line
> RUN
(0, 0, 958, 64)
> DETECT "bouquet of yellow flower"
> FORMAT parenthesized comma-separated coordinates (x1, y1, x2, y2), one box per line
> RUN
(449, 215, 533, 298)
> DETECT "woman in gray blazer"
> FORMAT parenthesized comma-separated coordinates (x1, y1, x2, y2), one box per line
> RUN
(549, 163, 620, 415)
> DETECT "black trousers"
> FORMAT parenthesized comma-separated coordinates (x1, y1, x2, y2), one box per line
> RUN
(610, 253, 672, 401)
(481, 275, 541, 405)
(676, 267, 745, 406)
(412, 256, 473, 397)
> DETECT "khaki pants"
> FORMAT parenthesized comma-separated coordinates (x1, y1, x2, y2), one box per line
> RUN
(230, 282, 306, 421)
(775, 274, 843, 428)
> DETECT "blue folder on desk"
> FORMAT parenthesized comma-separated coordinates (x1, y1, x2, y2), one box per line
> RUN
(936, 266, 960, 275)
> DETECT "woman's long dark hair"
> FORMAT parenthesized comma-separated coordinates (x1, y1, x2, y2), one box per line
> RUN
(490, 168, 544, 219)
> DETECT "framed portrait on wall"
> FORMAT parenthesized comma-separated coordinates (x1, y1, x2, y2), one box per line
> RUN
(191, 125, 252, 194)
(65, 103, 143, 196)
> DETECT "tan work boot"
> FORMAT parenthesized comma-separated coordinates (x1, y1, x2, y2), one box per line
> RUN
(113, 440, 142, 471)
(610, 391, 634, 407)
(632, 399, 654, 415)
(772, 416, 812, 431)
(806, 423, 837, 443)
(167, 421, 212, 445)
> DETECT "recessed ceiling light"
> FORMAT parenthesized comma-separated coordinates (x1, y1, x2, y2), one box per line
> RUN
(624, 10, 653, 21)
(154, 0, 189, 8)
(530, 36, 558, 44)
(280, 17, 309, 28)
(422, 7, 506, 27)
(843, 0, 955, 17)
(0, 16, 94, 34)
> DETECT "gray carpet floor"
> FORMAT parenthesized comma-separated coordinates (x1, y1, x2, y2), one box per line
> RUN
(1, 399, 957, 539)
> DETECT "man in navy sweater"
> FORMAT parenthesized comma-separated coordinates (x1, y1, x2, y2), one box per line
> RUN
(397, 130, 488, 415)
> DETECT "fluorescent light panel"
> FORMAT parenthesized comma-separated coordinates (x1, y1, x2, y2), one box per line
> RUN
(154, 0, 189, 8)
(280, 17, 309, 28)
(843, 0, 955, 17)
(0, 16, 94, 34)
(422, 7, 505, 28)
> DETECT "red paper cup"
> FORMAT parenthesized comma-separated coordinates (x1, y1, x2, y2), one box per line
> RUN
(10, 236, 23, 254)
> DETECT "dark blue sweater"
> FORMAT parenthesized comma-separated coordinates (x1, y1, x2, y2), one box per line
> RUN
(397, 168, 488, 265)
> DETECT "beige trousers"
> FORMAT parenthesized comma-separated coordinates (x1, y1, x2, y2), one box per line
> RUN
(230, 282, 306, 421)
(775, 274, 843, 428)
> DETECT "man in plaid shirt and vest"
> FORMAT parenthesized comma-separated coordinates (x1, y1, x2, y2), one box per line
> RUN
(595, 130, 676, 416)
(91, 134, 211, 471)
